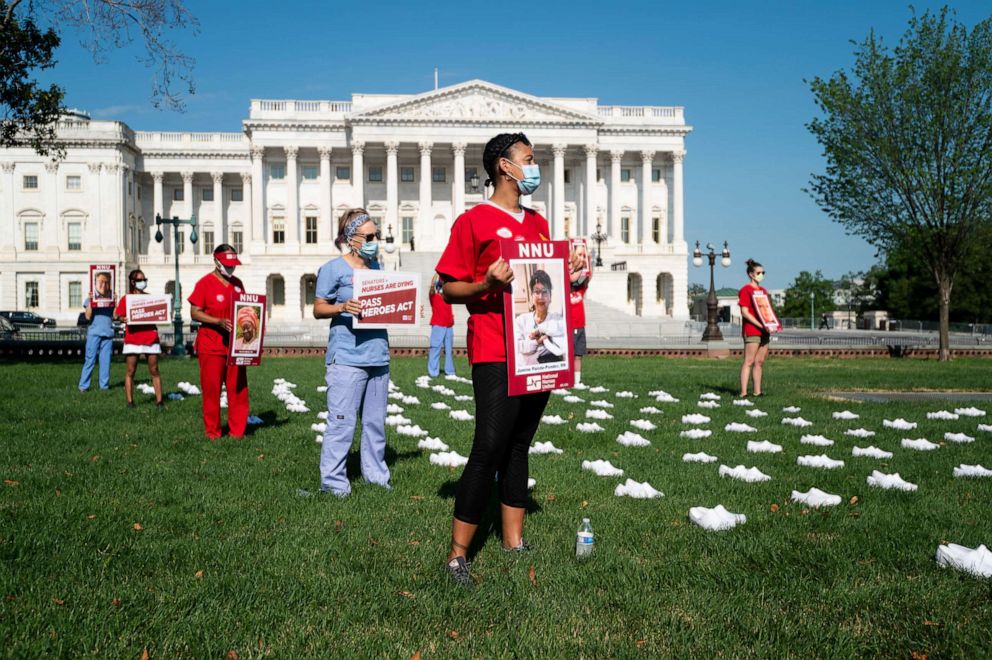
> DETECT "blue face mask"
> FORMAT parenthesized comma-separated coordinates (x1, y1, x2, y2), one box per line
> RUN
(505, 160, 541, 195)
(359, 241, 379, 260)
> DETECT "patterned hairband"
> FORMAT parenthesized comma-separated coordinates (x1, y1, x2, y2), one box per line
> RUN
(344, 214, 371, 239)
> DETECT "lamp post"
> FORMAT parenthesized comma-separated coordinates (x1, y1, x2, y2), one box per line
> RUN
(809, 291, 815, 330)
(692, 240, 731, 342)
(154, 213, 198, 356)
(383, 224, 396, 254)
(591, 223, 607, 268)
(469, 172, 480, 194)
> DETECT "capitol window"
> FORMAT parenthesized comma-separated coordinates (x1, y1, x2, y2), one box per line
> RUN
(202, 187, 214, 202)
(231, 229, 243, 253)
(25, 281, 39, 308)
(173, 188, 184, 201)
(202, 230, 215, 254)
(68, 281, 82, 309)
(652, 168, 662, 182)
(24, 222, 39, 250)
(302, 165, 319, 180)
(564, 169, 571, 184)
(336, 166, 350, 181)
(231, 188, 243, 202)
(652, 216, 661, 243)
(272, 217, 286, 244)
(620, 169, 632, 182)
(432, 167, 445, 183)
(305, 216, 318, 244)
(66, 175, 82, 191)
(621, 216, 630, 244)
(176, 230, 185, 254)
(23, 175, 38, 190)
(368, 166, 382, 182)
(67, 222, 82, 251)
(270, 164, 286, 180)
(400, 167, 415, 183)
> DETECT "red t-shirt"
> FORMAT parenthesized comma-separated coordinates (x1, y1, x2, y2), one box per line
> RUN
(739, 284, 771, 337)
(435, 203, 551, 364)
(114, 294, 160, 346)
(429, 290, 454, 327)
(568, 280, 589, 329)
(188, 272, 244, 355)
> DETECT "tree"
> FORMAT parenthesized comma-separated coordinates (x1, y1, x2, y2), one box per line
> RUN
(807, 7, 992, 360)
(781, 270, 836, 323)
(1, 0, 197, 155)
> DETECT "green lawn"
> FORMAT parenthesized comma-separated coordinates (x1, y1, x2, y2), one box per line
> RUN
(1, 356, 991, 657)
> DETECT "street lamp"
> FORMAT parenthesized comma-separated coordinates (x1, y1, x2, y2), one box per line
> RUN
(383, 224, 396, 254)
(469, 172, 480, 193)
(809, 291, 815, 330)
(692, 240, 731, 342)
(154, 213, 198, 356)
(591, 223, 607, 268)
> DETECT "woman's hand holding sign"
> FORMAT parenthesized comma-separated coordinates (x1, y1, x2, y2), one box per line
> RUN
(484, 257, 514, 292)
(341, 299, 363, 316)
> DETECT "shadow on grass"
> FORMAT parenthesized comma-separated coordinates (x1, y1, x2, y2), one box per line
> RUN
(245, 410, 289, 435)
(342, 446, 420, 478)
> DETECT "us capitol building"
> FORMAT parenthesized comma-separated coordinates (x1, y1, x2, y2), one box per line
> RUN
(0, 80, 691, 329)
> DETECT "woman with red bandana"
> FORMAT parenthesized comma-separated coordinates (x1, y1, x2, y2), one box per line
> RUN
(188, 244, 249, 439)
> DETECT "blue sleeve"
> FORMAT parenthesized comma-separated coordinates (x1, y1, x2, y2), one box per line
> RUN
(315, 262, 338, 303)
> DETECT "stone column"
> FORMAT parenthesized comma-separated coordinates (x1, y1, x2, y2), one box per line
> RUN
(584, 144, 598, 238)
(240, 172, 253, 253)
(148, 172, 163, 257)
(640, 151, 654, 246)
(212, 171, 225, 243)
(552, 144, 566, 239)
(89, 163, 104, 251)
(672, 150, 685, 245)
(351, 141, 365, 207)
(284, 145, 299, 247)
(1, 162, 16, 257)
(44, 161, 59, 256)
(318, 146, 333, 243)
(181, 171, 194, 256)
(452, 142, 466, 218)
(418, 142, 433, 247)
(385, 141, 399, 231)
(250, 145, 264, 253)
(610, 150, 622, 243)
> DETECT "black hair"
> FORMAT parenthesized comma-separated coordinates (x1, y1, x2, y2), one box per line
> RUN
(529, 269, 552, 293)
(483, 132, 532, 187)
(214, 243, 237, 255)
(128, 268, 144, 292)
(745, 258, 763, 275)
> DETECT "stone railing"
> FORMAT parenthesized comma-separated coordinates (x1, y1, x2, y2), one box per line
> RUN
(597, 106, 684, 123)
(249, 99, 353, 120)
(135, 132, 248, 148)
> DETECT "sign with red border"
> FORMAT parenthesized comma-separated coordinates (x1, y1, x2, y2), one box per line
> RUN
(89, 264, 116, 309)
(228, 292, 266, 366)
(125, 294, 172, 325)
(501, 240, 574, 396)
(352, 270, 422, 329)
(751, 290, 782, 333)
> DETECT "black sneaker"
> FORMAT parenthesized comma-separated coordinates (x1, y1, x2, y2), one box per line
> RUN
(501, 539, 534, 553)
(445, 556, 473, 588)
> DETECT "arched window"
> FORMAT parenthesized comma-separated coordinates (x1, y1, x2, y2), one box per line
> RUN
(301, 274, 317, 306)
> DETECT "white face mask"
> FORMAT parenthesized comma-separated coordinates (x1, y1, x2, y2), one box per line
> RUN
(216, 261, 236, 278)
(135, 281, 148, 292)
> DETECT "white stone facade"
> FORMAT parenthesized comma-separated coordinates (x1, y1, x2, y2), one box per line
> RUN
(0, 80, 691, 325)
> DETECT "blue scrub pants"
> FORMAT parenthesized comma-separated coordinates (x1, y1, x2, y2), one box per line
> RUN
(319, 363, 390, 496)
(427, 325, 455, 377)
(79, 333, 113, 390)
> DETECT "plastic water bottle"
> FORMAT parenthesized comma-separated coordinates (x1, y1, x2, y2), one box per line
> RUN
(576, 518, 594, 558)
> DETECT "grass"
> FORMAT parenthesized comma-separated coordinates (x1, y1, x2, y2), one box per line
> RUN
(1, 355, 991, 657)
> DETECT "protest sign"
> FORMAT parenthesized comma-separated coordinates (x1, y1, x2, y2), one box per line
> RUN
(352, 270, 422, 329)
(125, 294, 172, 325)
(228, 292, 266, 366)
(501, 240, 574, 396)
(751, 290, 782, 333)
(89, 265, 116, 308)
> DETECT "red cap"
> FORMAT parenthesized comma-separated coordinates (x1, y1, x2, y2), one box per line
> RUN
(213, 246, 242, 267)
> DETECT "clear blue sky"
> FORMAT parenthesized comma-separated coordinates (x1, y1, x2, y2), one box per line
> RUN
(45, 0, 990, 289)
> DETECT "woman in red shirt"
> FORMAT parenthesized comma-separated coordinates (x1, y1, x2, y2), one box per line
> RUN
(114, 269, 163, 407)
(739, 258, 773, 397)
(436, 132, 551, 588)
(188, 244, 248, 439)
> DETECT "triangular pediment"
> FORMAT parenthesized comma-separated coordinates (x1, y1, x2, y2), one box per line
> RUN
(350, 80, 602, 126)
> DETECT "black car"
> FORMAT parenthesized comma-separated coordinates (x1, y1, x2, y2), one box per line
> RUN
(0, 315, 20, 338)
(0, 311, 56, 328)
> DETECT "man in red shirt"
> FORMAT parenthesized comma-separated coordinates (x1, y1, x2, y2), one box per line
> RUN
(188, 244, 249, 439)
(427, 273, 456, 377)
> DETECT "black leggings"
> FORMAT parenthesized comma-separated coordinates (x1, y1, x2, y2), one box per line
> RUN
(453, 362, 551, 525)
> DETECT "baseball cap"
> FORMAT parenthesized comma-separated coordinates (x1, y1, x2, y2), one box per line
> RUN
(213, 244, 242, 267)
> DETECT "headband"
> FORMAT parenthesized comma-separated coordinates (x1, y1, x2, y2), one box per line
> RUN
(344, 214, 371, 240)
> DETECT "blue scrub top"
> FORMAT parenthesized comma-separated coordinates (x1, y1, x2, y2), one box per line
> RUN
(85, 298, 115, 338)
(315, 257, 389, 367)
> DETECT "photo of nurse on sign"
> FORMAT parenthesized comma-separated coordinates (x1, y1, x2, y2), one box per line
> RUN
(511, 262, 568, 371)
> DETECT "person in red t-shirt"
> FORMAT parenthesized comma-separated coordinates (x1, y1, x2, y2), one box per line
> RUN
(114, 269, 163, 407)
(435, 132, 552, 587)
(427, 273, 456, 377)
(568, 240, 592, 385)
(188, 244, 249, 439)
(738, 258, 775, 397)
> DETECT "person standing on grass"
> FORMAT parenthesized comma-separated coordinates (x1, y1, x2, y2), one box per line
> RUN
(313, 208, 391, 497)
(435, 132, 552, 587)
(114, 269, 163, 407)
(427, 273, 456, 378)
(568, 241, 592, 384)
(78, 277, 115, 392)
(739, 258, 772, 397)
(189, 244, 249, 439)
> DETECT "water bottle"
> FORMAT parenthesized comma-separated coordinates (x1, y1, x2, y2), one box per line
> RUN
(576, 518, 594, 558)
